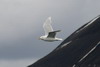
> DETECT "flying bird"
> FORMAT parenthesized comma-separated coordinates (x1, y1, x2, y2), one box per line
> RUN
(39, 17, 63, 42)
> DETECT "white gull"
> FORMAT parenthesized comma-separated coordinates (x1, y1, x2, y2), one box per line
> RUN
(39, 17, 63, 42)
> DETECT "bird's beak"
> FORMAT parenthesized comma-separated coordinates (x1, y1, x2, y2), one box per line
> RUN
(38, 37, 41, 40)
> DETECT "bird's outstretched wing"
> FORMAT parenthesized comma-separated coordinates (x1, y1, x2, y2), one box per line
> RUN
(43, 17, 53, 35)
(47, 30, 61, 38)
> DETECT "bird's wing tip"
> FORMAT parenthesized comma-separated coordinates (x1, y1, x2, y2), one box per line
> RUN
(48, 16, 51, 20)
(55, 30, 61, 32)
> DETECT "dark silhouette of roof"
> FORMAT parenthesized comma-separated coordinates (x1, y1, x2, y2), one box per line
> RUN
(28, 15, 100, 67)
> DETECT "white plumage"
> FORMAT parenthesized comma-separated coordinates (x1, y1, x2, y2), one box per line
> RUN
(39, 17, 63, 42)
(43, 17, 53, 35)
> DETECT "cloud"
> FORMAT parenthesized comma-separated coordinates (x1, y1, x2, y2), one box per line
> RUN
(0, 0, 100, 65)
(0, 0, 70, 60)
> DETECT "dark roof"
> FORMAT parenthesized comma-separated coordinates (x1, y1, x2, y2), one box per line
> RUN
(28, 15, 100, 67)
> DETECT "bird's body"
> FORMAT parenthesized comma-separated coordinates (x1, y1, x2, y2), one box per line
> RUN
(40, 35, 62, 42)
(40, 36, 62, 42)
(39, 17, 62, 42)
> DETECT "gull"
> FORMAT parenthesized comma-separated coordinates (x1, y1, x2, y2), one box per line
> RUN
(39, 17, 63, 42)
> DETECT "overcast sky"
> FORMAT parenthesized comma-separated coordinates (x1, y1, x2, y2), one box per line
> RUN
(0, 0, 100, 67)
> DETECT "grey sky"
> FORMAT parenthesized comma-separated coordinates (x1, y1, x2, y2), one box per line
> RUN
(0, 0, 100, 67)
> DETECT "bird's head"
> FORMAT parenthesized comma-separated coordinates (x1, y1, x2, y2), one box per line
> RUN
(39, 36, 46, 40)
